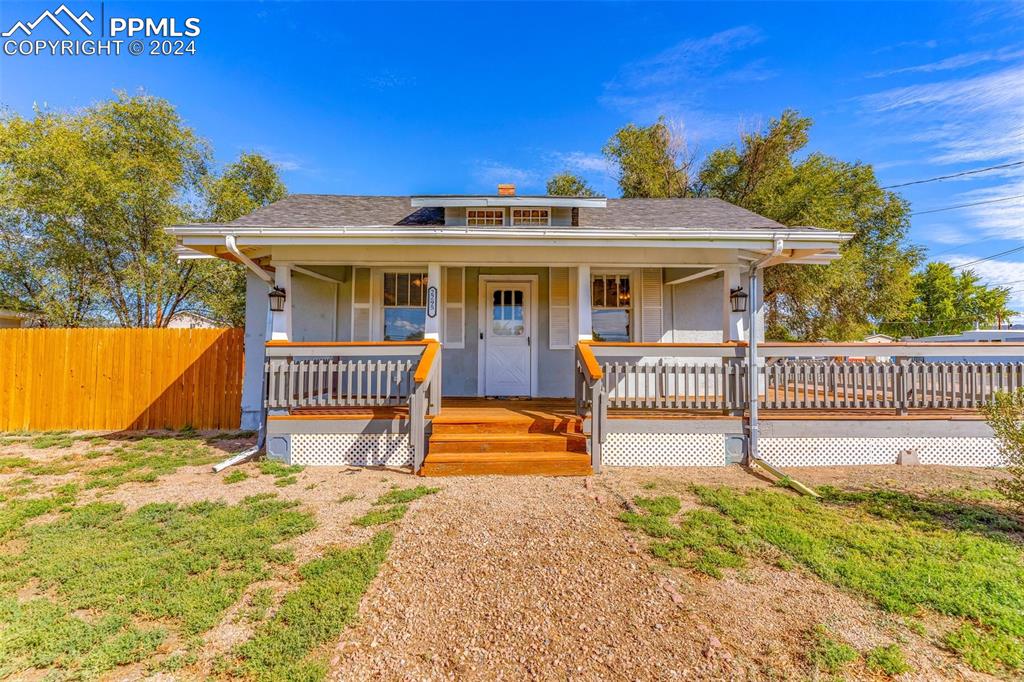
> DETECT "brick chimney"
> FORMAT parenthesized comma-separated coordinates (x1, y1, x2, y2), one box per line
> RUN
(497, 183, 516, 196)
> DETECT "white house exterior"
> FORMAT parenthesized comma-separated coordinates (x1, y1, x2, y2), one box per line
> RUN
(169, 189, 1024, 475)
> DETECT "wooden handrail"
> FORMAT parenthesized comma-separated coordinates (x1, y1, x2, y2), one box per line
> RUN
(413, 340, 441, 384)
(588, 341, 747, 348)
(266, 340, 430, 347)
(576, 342, 604, 381)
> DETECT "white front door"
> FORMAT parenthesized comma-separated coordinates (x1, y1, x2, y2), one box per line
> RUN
(483, 281, 532, 396)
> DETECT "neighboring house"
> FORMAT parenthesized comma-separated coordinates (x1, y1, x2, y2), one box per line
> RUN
(0, 309, 31, 329)
(169, 186, 1023, 474)
(910, 328, 1024, 363)
(167, 311, 224, 329)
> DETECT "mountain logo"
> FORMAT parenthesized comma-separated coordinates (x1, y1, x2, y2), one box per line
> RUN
(2, 4, 94, 37)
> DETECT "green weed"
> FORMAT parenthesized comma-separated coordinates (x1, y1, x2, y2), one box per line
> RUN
(0, 455, 30, 471)
(223, 470, 249, 485)
(230, 532, 392, 681)
(865, 644, 911, 676)
(806, 624, 858, 673)
(337, 493, 358, 503)
(84, 437, 221, 488)
(353, 504, 408, 527)
(375, 485, 439, 505)
(30, 433, 75, 449)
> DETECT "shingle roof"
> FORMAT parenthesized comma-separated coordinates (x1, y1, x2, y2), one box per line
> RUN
(219, 194, 788, 230)
(581, 198, 785, 230)
(223, 195, 443, 227)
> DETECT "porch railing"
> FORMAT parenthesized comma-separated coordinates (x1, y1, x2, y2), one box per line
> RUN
(264, 340, 442, 469)
(575, 340, 1024, 471)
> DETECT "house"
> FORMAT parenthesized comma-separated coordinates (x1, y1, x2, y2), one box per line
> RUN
(909, 328, 1024, 363)
(167, 311, 225, 329)
(0, 294, 35, 328)
(169, 187, 1024, 474)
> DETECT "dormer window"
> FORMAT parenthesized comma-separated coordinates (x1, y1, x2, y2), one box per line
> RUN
(511, 207, 550, 226)
(467, 208, 504, 226)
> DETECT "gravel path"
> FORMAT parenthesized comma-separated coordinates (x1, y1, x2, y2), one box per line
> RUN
(331, 476, 730, 681)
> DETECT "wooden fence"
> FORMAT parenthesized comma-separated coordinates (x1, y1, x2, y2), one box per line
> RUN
(0, 328, 244, 432)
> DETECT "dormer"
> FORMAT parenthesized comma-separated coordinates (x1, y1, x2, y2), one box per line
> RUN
(410, 183, 606, 227)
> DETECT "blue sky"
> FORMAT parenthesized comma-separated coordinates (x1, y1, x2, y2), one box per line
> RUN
(1, 1, 1023, 315)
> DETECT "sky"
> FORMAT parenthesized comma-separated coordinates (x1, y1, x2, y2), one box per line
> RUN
(1, 0, 1023, 319)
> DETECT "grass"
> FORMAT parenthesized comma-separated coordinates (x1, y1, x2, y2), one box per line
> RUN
(353, 504, 408, 527)
(259, 459, 304, 487)
(0, 455, 31, 472)
(352, 486, 440, 528)
(375, 485, 439, 505)
(224, 469, 249, 485)
(228, 532, 392, 681)
(0, 494, 314, 678)
(865, 644, 911, 676)
(0, 484, 77, 537)
(83, 437, 222, 488)
(28, 432, 75, 449)
(337, 493, 358, 503)
(620, 495, 756, 578)
(681, 485, 1024, 674)
(807, 625, 858, 673)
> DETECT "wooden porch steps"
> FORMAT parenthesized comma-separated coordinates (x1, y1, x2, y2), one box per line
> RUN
(420, 400, 591, 477)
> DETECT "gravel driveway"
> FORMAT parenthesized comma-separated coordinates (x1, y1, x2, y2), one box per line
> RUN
(331, 476, 729, 681)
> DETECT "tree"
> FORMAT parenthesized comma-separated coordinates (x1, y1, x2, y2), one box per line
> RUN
(602, 117, 691, 198)
(0, 94, 287, 328)
(195, 153, 288, 326)
(695, 110, 921, 340)
(880, 262, 1015, 337)
(546, 171, 599, 197)
(983, 389, 1024, 510)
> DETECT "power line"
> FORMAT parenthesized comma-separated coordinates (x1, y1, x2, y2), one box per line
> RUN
(951, 244, 1024, 270)
(882, 160, 1024, 189)
(910, 193, 1024, 216)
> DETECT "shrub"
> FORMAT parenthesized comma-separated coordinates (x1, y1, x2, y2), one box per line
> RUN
(983, 388, 1024, 509)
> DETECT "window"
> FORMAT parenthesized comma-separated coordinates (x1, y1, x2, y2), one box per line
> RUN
(591, 273, 631, 342)
(467, 208, 504, 226)
(511, 207, 550, 226)
(382, 271, 428, 341)
(491, 289, 525, 336)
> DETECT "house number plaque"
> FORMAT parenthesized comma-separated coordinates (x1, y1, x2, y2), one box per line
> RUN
(426, 286, 438, 318)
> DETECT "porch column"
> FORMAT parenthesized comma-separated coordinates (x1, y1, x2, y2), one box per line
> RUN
(424, 262, 441, 342)
(577, 264, 592, 341)
(722, 266, 744, 342)
(271, 264, 292, 341)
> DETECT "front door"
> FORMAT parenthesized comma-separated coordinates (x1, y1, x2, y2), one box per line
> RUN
(483, 281, 532, 396)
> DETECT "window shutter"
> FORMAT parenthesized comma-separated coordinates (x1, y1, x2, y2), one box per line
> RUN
(549, 267, 574, 349)
(442, 266, 465, 349)
(639, 268, 664, 342)
(351, 267, 372, 341)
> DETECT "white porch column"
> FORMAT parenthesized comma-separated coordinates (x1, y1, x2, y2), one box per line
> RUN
(577, 264, 592, 341)
(271, 264, 292, 341)
(722, 266, 744, 342)
(424, 262, 441, 342)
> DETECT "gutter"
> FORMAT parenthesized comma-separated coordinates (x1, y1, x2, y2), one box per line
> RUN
(745, 238, 784, 467)
(213, 235, 274, 472)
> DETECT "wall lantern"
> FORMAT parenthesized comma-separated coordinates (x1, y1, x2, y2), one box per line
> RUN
(268, 287, 287, 313)
(729, 286, 748, 313)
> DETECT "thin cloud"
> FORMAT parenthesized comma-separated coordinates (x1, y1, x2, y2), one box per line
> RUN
(867, 47, 1024, 78)
(471, 160, 541, 189)
(601, 25, 774, 137)
(552, 151, 612, 176)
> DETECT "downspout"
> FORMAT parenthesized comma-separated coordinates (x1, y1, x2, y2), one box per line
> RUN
(745, 238, 784, 467)
(213, 235, 274, 472)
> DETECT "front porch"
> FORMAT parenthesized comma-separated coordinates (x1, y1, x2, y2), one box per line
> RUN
(261, 339, 1024, 474)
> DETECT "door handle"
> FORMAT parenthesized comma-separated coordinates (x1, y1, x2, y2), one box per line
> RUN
(527, 336, 531, 347)
(480, 332, 484, 340)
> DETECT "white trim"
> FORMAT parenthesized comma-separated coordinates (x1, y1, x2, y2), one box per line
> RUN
(664, 266, 723, 286)
(465, 207, 506, 226)
(291, 264, 345, 284)
(476, 274, 539, 398)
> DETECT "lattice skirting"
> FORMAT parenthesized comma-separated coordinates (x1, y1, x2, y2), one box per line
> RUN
(759, 437, 1004, 468)
(603, 433, 728, 467)
(601, 433, 1004, 468)
(290, 433, 412, 467)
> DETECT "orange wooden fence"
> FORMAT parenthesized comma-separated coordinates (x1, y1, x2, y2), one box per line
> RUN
(0, 328, 244, 432)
